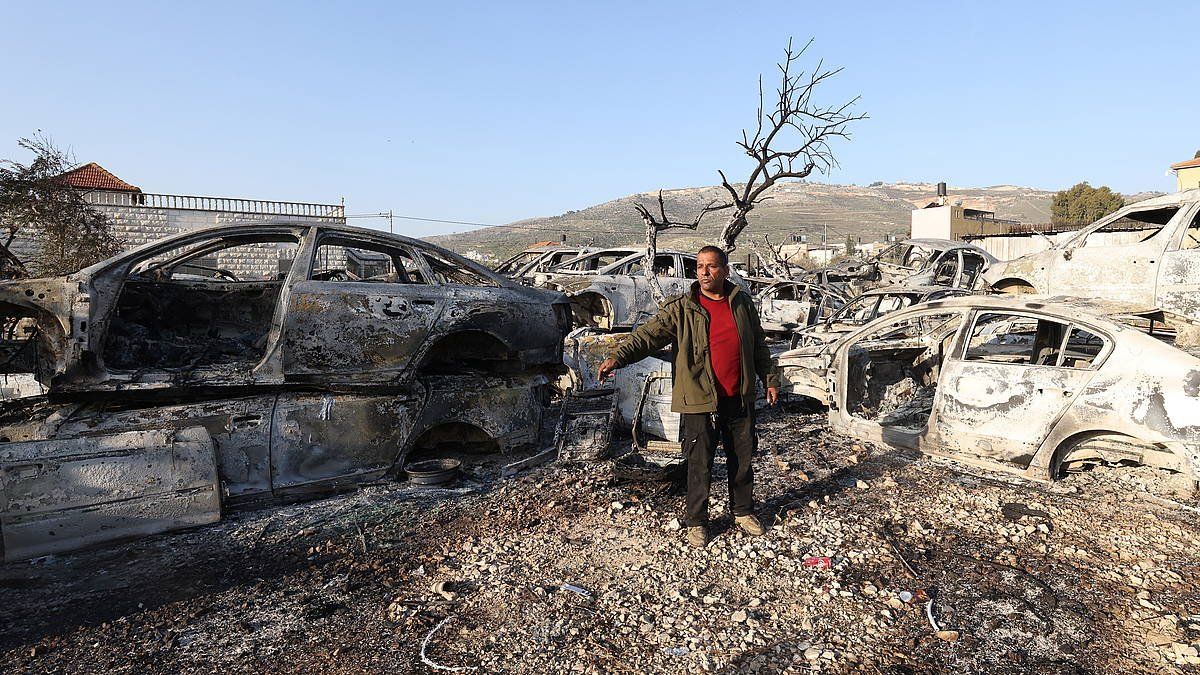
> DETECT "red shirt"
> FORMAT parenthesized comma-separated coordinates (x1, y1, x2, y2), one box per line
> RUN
(698, 293, 742, 398)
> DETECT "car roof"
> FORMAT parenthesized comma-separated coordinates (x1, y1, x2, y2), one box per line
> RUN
(548, 248, 692, 272)
(905, 294, 1167, 327)
(1119, 187, 1200, 209)
(858, 284, 970, 298)
(77, 222, 514, 286)
(891, 238, 998, 262)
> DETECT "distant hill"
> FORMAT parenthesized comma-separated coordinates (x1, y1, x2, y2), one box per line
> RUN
(429, 181, 1153, 261)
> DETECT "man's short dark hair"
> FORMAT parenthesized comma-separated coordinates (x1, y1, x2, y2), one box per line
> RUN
(697, 245, 729, 266)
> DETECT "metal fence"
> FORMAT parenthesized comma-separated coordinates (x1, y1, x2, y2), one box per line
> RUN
(85, 190, 345, 220)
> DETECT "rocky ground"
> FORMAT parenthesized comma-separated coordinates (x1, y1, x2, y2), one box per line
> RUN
(2, 403, 1200, 674)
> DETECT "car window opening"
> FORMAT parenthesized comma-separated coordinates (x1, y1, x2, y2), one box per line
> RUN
(845, 312, 963, 431)
(103, 235, 301, 371)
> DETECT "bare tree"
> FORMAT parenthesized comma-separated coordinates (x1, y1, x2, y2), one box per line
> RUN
(755, 234, 800, 280)
(0, 133, 122, 276)
(714, 39, 866, 252)
(633, 190, 722, 302)
(633, 38, 865, 273)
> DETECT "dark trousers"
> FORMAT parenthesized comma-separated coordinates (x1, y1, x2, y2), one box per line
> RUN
(680, 395, 755, 527)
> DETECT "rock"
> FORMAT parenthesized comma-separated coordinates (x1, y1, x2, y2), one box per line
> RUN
(936, 630, 960, 642)
(855, 479, 869, 489)
(804, 646, 822, 660)
(731, 610, 749, 623)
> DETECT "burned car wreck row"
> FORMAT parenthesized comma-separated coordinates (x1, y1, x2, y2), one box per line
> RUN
(0, 222, 571, 391)
(0, 223, 573, 561)
(789, 295, 1200, 485)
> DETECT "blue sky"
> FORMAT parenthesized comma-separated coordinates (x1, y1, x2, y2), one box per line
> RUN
(1, 1, 1196, 236)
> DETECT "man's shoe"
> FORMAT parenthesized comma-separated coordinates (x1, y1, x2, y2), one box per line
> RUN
(735, 514, 766, 536)
(687, 525, 709, 548)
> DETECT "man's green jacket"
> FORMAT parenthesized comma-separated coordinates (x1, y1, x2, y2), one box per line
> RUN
(608, 280, 779, 414)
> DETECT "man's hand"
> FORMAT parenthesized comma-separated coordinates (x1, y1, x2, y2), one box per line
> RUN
(765, 386, 779, 406)
(597, 357, 620, 381)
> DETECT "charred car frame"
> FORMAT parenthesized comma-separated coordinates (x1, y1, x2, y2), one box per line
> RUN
(0, 223, 571, 560)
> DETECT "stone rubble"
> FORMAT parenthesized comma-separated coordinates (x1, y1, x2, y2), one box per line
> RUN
(1, 404, 1198, 673)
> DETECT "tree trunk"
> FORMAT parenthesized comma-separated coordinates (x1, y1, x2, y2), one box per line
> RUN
(644, 219, 667, 305)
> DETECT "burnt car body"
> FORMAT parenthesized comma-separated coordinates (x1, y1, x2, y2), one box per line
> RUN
(754, 280, 848, 336)
(537, 247, 747, 331)
(789, 285, 971, 349)
(868, 239, 996, 290)
(792, 295, 1200, 484)
(797, 258, 873, 295)
(983, 189, 1200, 325)
(776, 285, 970, 400)
(0, 223, 570, 560)
(494, 245, 596, 282)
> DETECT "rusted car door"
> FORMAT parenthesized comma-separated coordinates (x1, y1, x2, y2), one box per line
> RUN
(1155, 205, 1200, 320)
(930, 311, 1103, 468)
(280, 235, 446, 385)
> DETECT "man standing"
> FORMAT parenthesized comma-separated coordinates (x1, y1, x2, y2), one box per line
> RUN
(598, 246, 779, 548)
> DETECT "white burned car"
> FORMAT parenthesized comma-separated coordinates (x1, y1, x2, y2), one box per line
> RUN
(984, 189, 1200, 324)
(538, 248, 747, 331)
(754, 280, 848, 336)
(788, 295, 1200, 484)
(869, 239, 996, 290)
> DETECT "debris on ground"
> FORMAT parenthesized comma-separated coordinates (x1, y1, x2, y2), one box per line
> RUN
(2, 405, 1200, 673)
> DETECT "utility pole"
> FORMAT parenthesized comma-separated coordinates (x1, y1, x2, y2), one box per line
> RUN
(823, 222, 828, 245)
(388, 210, 394, 234)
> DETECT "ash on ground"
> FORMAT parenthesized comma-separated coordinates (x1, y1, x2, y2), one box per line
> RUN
(3, 403, 1200, 674)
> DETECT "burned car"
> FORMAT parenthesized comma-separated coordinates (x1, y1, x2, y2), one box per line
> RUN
(789, 285, 971, 349)
(755, 280, 848, 336)
(797, 257, 874, 295)
(0, 223, 571, 560)
(538, 247, 747, 331)
(493, 244, 596, 282)
(775, 285, 969, 401)
(868, 238, 995, 290)
(983, 189, 1200, 325)
(795, 295, 1200, 485)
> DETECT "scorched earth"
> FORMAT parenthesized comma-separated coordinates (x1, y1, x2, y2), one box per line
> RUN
(1, 403, 1199, 674)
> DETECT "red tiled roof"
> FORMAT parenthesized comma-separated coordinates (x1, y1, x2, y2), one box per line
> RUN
(56, 163, 141, 192)
(1170, 157, 1200, 171)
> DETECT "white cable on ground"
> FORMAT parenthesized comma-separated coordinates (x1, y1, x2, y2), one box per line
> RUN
(420, 616, 477, 672)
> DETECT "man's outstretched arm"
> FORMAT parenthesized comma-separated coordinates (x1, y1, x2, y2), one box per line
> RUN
(597, 304, 677, 380)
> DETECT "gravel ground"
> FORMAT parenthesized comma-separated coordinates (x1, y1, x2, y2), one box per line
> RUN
(2, 403, 1200, 674)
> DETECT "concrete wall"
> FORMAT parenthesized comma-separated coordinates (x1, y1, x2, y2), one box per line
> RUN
(13, 192, 346, 278)
(912, 205, 1014, 240)
(911, 207, 952, 239)
(967, 229, 1152, 262)
(1178, 167, 1200, 191)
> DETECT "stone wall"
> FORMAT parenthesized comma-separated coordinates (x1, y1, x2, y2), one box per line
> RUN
(13, 191, 346, 278)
